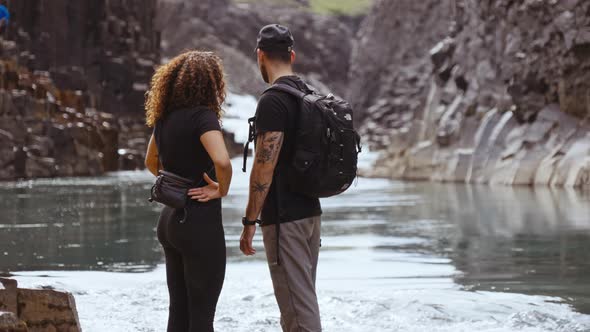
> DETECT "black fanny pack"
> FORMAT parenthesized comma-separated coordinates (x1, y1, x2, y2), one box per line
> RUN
(149, 170, 194, 209)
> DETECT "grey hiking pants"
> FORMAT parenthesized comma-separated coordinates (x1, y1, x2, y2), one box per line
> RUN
(262, 216, 322, 332)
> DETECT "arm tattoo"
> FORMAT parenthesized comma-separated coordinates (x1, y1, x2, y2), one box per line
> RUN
(256, 132, 284, 164)
(258, 147, 273, 164)
(245, 131, 284, 220)
(253, 181, 269, 194)
(249, 181, 269, 214)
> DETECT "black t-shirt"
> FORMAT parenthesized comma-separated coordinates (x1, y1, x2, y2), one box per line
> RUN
(155, 107, 221, 182)
(255, 75, 322, 225)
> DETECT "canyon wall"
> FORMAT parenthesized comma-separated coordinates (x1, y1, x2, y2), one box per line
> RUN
(0, 0, 160, 180)
(4, 0, 160, 114)
(3, 0, 589, 186)
(357, 0, 590, 187)
(0, 60, 119, 179)
(159, 0, 361, 97)
(349, 0, 452, 143)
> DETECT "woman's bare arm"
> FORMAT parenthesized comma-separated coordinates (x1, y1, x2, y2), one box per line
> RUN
(188, 130, 232, 200)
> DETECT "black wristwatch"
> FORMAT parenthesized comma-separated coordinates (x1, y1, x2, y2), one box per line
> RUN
(242, 217, 260, 226)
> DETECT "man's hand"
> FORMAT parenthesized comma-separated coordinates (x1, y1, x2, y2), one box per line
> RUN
(240, 225, 257, 255)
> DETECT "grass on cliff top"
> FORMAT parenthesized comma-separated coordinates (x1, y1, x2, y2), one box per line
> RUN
(233, 0, 372, 16)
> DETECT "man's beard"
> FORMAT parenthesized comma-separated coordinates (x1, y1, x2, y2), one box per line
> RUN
(260, 62, 270, 83)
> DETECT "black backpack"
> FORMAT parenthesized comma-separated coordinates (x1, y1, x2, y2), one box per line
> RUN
(243, 83, 361, 198)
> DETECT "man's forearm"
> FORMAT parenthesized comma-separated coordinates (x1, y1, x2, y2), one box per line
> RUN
(244, 131, 284, 221)
(245, 168, 273, 220)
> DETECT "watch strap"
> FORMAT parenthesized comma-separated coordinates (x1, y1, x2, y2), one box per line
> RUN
(242, 217, 260, 226)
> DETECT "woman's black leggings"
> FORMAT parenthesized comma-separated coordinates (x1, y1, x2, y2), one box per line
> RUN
(157, 199, 226, 332)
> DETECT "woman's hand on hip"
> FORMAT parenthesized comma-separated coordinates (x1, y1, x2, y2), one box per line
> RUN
(188, 173, 221, 202)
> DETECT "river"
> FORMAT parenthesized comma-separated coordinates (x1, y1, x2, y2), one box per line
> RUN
(1, 157, 590, 331)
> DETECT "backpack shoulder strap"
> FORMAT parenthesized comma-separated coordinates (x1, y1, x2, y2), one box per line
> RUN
(263, 83, 308, 99)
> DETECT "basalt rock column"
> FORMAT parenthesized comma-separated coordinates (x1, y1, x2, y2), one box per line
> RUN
(355, 0, 590, 187)
(0, 0, 161, 178)
(3, 0, 160, 115)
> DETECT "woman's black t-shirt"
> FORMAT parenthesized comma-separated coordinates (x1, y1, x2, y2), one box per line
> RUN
(155, 107, 221, 182)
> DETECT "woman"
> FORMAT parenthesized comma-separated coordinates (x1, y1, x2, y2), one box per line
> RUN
(144, 51, 232, 331)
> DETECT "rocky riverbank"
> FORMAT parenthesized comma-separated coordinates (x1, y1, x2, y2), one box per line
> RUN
(354, 0, 590, 187)
(0, 58, 119, 179)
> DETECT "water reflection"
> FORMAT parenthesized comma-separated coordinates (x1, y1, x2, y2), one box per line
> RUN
(0, 174, 162, 272)
(383, 183, 590, 314)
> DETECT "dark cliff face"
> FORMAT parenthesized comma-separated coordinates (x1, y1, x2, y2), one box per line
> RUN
(160, 0, 359, 97)
(446, 0, 590, 120)
(4, 0, 160, 114)
(0, 0, 160, 180)
(0, 61, 119, 179)
(354, 0, 590, 187)
(353, 0, 590, 144)
(348, 0, 453, 145)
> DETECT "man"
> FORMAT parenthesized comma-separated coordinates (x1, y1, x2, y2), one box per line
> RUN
(240, 24, 323, 332)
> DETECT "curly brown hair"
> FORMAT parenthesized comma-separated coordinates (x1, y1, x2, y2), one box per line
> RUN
(145, 51, 226, 127)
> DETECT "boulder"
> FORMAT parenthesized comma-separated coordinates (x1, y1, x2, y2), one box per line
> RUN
(0, 279, 80, 332)
(17, 289, 80, 332)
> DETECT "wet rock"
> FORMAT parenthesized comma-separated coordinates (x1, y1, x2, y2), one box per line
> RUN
(0, 279, 17, 315)
(451, 149, 473, 182)
(435, 95, 464, 147)
(403, 141, 437, 180)
(117, 117, 151, 171)
(551, 134, 590, 187)
(0, 278, 80, 332)
(18, 289, 80, 332)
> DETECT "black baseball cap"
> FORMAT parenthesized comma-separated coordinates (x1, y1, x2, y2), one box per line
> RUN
(255, 24, 294, 53)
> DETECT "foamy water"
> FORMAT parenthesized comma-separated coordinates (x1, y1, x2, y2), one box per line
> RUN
(14, 260, 590, 332)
